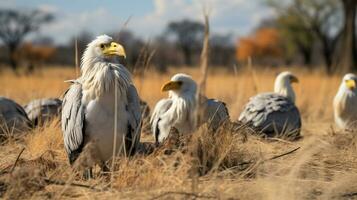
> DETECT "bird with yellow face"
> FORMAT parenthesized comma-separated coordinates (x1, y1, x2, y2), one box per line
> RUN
(150, 73, 229, 144)
(62, 35, 142, 178)
(334, 73, 357, 130)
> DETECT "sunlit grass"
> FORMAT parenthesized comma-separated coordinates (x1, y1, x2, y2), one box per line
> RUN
(0, 66, 354, 199)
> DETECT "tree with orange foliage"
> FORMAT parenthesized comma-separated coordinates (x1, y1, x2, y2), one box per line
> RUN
(16, 43, 56, 73)
(236, 28, 283, 64)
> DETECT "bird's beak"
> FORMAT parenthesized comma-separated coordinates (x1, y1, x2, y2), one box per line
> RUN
(346, 79, 356, 90)
(161, 81, 182, 92)
(103, 42, 126, 58)
(290, 76, 299, 83)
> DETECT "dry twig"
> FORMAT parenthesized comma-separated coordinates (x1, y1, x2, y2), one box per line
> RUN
(10, 148, 25, 173)
(44, 178, 102, 192)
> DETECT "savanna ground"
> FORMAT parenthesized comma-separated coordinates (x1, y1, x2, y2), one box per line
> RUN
(0, 66, 357, 200)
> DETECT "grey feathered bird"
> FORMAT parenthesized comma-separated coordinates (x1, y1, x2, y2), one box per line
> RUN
(24, 98, 62, 126)
(61, 35, 142, 174)
(151, 73, 229, 144)
(0, 97, 31, 135)
(239, 71, 301, 139)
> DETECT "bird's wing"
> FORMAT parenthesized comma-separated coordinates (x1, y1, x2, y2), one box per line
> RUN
(24, 100, 42, 123)
(61, 82, 85, 164)
(239, 93, 301, 136)
(201, 98, 230, 130)
(125, 84, 142, 155)
(13, 100, 31, 124)
(150, 98, 173, 143)
(24, 98, 62, 124)
(12, 101, 29, 120)
(0, 97, 32, 129)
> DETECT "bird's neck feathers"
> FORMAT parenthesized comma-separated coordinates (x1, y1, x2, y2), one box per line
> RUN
(168, 91, 197, 129)
(274, 79, 295, 103)
(337, 84, 356, 99)
(334, 84, 357, 117)
(80, 60, 132, 100)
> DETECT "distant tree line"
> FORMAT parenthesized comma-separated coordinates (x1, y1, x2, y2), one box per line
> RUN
(0, 9, 236, 74)
(0, 1, 356, 74)
(237, 0, 357, 74)
(0, 9, 53, 72)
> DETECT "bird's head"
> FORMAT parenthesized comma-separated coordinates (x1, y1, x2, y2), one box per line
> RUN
(161, 73, 197, 97)
(342, 73, 357, 91)
(275, 71, 299, 85)
(274, 71, 299, 102)
(82, 35, 126, 64)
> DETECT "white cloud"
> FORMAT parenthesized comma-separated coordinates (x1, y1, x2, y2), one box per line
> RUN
(130, 0, 202, 39)
(37, 4, 59, 13)
(36, 7, 126, 44)
(2, 0, 275, 44)
(130, 0, 274, 40)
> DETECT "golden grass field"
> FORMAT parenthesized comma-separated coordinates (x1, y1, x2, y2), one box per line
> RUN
(0, 66, 356, 199)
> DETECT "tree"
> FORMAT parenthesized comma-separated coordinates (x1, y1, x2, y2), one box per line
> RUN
(70, 31, 93, 58)
(0, 9, 53, 72)
(115, 29, 144, 67)
(237, 28, 283, 64)
(210, 33, 235, 67)
(17, 42, 56, 74)
(267, 0, 342, 73)
(152, 35, 183, 71)
(166, 19, 204, 66)
(336, 0, 357, 72)
(275, 13, 315, 65)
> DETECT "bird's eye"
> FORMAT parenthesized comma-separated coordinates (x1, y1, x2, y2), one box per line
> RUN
(100, 44, 105, 49)
(177, 81, 183, 86)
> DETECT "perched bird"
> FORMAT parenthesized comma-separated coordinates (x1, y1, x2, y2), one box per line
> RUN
(0, 97, 31, 135)
(333, 73, 357, 130)
(24, 98, 62, 126)
(239, 71, 301, 139)
(151, 73, 229, 144)
(61, 35, 142, 174)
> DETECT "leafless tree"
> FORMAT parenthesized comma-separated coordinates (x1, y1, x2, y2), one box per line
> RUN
(0, 9, 53, 72)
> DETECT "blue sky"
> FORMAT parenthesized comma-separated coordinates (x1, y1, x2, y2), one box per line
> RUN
(2, 0, 274, 44)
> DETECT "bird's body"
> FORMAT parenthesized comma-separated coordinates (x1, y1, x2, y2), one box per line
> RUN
(0, 97, 31, 134)
(239, 72, 301, 138)
(333, 73, 357, 129)
(151, 93, 196, 143)
(151, 73, 229, 143)
(61, 35, 141, 168)
(82, 65, 139, 161)
(201, 97, 229, 130)
(239, 92, 301, 137)
(24, 98, 62, 126)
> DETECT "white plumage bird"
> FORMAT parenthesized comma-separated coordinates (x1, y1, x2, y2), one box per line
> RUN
(333, 73, 357, 130)
(151, 73, 229, 144)
(61, 35, 142, 174)
(239, 71, 301, 138)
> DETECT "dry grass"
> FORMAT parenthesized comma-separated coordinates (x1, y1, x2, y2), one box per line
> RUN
(0, 66, 356, 199)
